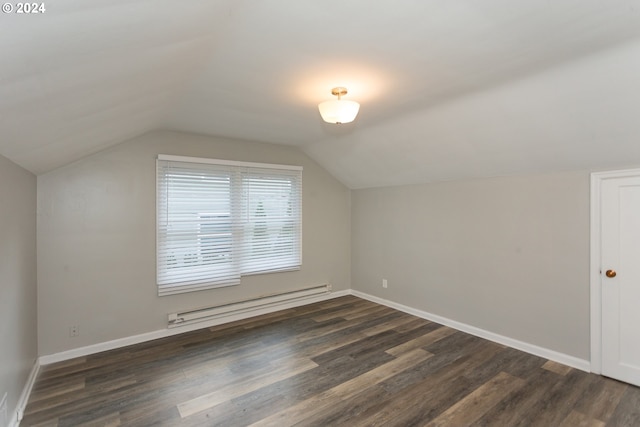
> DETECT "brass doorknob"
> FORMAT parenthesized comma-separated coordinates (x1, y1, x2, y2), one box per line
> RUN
(606, 270, 617, 278)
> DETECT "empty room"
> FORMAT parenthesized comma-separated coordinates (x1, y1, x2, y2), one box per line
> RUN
(3, 1, 640, 426)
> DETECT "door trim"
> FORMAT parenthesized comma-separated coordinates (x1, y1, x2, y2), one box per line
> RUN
(590, 168, 640, 374)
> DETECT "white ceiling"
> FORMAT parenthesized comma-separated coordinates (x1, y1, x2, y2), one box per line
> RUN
(2, 1, 640, 188)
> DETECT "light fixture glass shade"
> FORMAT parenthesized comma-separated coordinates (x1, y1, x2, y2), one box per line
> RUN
(318, 99, 360, 124)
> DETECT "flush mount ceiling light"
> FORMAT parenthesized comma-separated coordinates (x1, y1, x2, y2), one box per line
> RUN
(318, 87, 360, 124)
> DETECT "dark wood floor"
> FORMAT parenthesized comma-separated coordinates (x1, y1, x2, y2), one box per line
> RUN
(22, 296, 640, 426)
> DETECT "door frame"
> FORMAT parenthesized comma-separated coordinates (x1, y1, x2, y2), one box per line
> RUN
(590, 168, 640, 374)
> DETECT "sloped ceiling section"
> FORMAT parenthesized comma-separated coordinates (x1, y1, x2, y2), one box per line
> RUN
(2, 1, 640, 188)
(0, 0, 233, 173)
(306, 39, 640, 189)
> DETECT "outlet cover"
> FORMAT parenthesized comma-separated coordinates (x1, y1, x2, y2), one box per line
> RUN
(69, 325, 79, 337)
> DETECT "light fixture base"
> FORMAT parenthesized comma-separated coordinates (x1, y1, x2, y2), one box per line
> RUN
(331, 87, 348, 98)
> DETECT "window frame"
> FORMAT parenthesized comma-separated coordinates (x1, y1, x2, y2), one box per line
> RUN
(156, 154, 303, 296)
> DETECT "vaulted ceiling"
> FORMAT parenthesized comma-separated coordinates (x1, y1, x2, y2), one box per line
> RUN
(2, 1, 640, 188)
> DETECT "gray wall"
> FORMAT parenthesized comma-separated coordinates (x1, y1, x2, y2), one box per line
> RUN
(351, 171, 590, 359)
(37, 130, 351, 356)
(0, 154, 37, 422)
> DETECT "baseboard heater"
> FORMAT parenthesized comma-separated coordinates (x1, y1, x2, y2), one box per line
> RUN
(168, 284, 332, 328)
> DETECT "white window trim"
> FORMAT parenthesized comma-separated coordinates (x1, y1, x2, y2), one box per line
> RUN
(158, 154, 303, 172)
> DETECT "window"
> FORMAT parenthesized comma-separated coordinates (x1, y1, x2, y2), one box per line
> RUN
(157, 155, 302, 296)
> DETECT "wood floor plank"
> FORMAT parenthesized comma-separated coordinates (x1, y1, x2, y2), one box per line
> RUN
(21, 296, 640, 427)
(27, 420, 59, 427)
(605, 385, 640, 426)
(298, 330, 369, 359)
(177, 356, 318, 418)
(475, 368, 559, 426)
(249, 348, 433, 427)
(385, 325, 456, 356)
(28, 378, 86, 403)
(38, 357, 87, 375)
(362, 314, 422, 336)
(24, 374, 139, 418)
(295, 315, 368, 342)
(512, 369, 601, 427)
(309, 328, 404, 365)
(493, 346, 547, 380)
(63, 411, 122, 427)
(310, 300, 378, 322)
(543, 359, 574, 376)
(197, 351, 397, 427)
(573, 376, 627, 422)
(341, 304, 394, 320)
(392, 317, 432, 334)
(351, 339, 505, 426)
(424, 371, 525, 426)
(22, 369, 182, 425)
(304, 383, 391, 427)
(559, 410, 605, 427)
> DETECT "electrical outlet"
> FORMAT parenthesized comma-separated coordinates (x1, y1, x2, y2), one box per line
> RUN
(0, 392, 7, 426)
(69, 325, 79, 337)
(382, 279, 388, 288)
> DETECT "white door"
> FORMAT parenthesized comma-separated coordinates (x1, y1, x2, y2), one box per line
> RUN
(600, 173, 640, 387)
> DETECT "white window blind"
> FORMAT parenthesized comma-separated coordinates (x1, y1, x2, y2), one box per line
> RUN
(157, 155, 302, 296)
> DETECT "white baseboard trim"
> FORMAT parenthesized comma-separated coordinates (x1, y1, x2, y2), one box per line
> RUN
(39, 289, 350, 365)
(8, 358, 40, 427)
(350, 290, 591, 372)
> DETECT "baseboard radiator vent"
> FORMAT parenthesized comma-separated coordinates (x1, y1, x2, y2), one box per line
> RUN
(168, 284, 332, 328)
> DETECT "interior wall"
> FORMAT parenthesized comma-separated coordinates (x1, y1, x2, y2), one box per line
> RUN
(37, 130, 351, 356)
(0, 154, 37, 422)
(351, 170, 590, 359)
